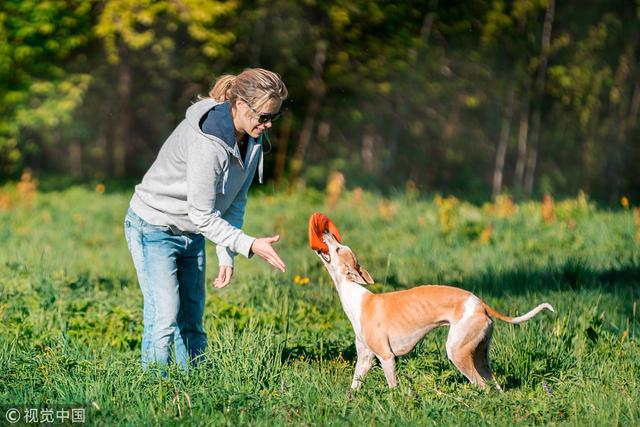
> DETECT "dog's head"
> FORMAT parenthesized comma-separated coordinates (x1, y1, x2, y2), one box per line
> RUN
(315, 231, 374, 286)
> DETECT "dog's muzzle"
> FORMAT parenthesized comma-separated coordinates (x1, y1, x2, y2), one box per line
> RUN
(317, 250, 331, 263)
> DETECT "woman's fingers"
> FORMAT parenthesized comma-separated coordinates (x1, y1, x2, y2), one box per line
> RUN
(251, 236, 286, 272)
(265, 237, 286, 271)
(266, 250, 286, 272)
(260, 247, 285, 272)
(214, 265, 233, 288)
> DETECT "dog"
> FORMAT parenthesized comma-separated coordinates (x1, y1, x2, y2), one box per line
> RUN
(314, 231, 554, 391)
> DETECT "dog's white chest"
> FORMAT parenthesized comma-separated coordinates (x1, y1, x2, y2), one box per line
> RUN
(338, 283, 369, 336)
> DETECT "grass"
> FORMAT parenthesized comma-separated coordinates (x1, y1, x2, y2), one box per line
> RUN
(0, 181, 639, 425)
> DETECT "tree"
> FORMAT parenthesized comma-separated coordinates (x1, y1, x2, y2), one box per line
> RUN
(0, 0, 93, 176)
(93, 0, 236, 177)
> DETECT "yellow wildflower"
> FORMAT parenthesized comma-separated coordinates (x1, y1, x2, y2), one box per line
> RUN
(479, 224, 493, 244)
(620, 196, 629, 209)
(542, 194, 555, 224)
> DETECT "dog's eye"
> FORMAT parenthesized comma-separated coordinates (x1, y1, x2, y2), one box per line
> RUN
(335, 247, 341, 253)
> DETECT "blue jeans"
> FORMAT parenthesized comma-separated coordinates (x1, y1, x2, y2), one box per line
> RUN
(124, 209, 207, 368)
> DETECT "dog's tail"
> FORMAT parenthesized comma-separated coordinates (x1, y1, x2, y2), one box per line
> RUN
(482, 302, 554, 324)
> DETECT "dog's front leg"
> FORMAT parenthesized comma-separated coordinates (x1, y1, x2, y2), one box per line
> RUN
(351, 339, 375, 389)
(378, 355, 397, 388)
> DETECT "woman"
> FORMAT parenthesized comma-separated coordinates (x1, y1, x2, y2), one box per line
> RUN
(124, 68, 287, 368)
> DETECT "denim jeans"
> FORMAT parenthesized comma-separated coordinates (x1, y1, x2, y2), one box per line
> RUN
(124, 208, 207, 368)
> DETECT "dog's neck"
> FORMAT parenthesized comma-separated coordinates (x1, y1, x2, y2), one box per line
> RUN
(329, 273, 372, 336)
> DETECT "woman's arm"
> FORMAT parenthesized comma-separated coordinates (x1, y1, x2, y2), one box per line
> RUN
(186, 138, 255, 257)
(215, 159, 254, 267)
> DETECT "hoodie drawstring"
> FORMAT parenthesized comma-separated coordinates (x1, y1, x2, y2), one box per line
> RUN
(221, 163, 229, 195)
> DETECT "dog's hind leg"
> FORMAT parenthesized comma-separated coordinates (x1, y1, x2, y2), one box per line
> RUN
(351, 339, 375, 389)
(446, 321, 489, 388)
(471, 322, 503, 392)
(447, 348, 485, 388)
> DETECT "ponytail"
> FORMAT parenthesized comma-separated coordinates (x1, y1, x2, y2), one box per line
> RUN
(209, 74, 237, 102)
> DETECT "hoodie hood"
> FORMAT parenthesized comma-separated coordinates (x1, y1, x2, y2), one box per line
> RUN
(185, 98, 263, 184)
(186, 99, 237, 155)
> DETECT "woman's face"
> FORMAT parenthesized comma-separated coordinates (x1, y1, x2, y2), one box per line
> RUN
(234, 98, 282, 139)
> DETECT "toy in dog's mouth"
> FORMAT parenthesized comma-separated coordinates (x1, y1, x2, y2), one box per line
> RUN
(308, 212, 342, 262)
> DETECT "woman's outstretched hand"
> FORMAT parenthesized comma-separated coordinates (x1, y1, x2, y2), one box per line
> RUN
(251, 235, 286, 272)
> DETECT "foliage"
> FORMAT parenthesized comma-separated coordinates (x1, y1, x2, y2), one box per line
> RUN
(95, 0, 236, 64)
(0, 185, 638, 424)
(1, 1, 639, 200)
(0, 0, 93, 175)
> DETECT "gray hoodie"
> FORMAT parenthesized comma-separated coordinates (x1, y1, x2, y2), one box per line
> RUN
(130, 99, 263, 267)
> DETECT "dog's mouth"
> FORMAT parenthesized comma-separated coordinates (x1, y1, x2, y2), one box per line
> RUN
(317, 250, 331, 263)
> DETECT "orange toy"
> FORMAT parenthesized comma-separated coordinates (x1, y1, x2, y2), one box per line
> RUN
(308, 212, 342, 253)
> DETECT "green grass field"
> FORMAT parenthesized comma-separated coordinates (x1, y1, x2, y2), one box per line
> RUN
(1, 182, 639, 426)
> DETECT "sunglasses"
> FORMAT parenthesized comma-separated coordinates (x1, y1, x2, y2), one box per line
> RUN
(241, 98, 282, 124)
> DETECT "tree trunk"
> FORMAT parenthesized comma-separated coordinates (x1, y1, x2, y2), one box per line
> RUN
(249, 5, 267, 66)
(274, 110, 293, 187)
(361, 133, 376, 173)
(437, 98, 461, 188)
(68, 141, 82, 176)
(629, 0, 640, 130)
(288, 40, 327, 188)
(629, 70, 640, 130)
(492, 85, 515, 198)
(524, 0, 555, 196)
(511, 16, 530, 192)
(608, 8, 640, 197)
(159, 31, 177, 144)
(628, 68, 640, 192)
(514, 86, 531, 188)
(383, 0, 437, 177)
(622, 23, 640, 196)
(607, 45, 635, 202)
(112, 43, 132, 178)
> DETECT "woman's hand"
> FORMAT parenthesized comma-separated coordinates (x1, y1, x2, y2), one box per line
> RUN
(213, 265, 234, 288)
(251, 235, 286, 272)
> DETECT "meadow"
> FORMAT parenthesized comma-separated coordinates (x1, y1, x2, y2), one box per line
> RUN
(0, 176, 639, 426)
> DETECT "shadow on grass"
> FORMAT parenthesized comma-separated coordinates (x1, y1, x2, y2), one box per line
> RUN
(282, 342, 357, 365)
(66, 273, 132, 291)
(395, 259, 640, 299)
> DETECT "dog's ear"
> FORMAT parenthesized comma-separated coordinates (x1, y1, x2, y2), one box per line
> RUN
(357, 265, 375, 284)
(344, 264, 375, 285)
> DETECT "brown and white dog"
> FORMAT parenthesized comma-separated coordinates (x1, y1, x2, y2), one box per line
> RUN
(315, 231, 554, 391)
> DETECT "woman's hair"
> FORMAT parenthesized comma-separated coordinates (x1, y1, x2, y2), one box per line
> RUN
(209, 68, 288, 110)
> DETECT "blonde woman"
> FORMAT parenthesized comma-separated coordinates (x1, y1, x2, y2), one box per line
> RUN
(124, 68, 287, 368)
